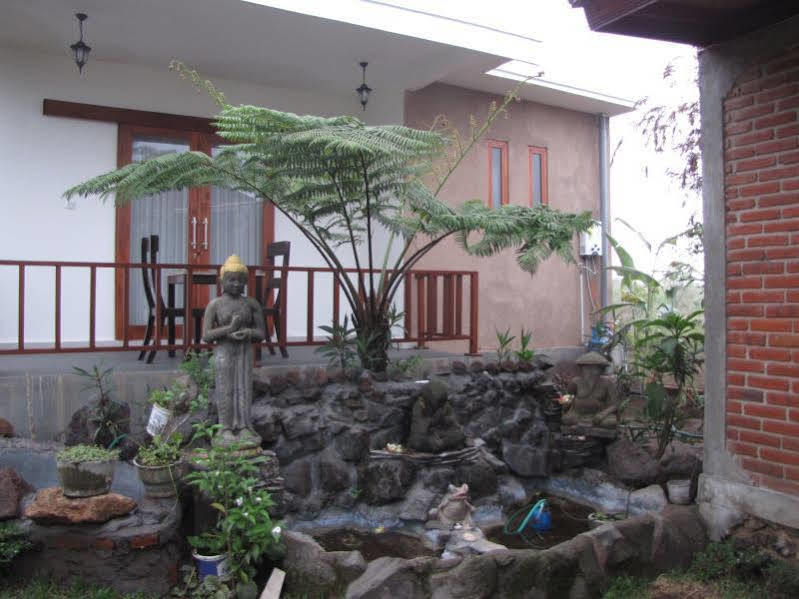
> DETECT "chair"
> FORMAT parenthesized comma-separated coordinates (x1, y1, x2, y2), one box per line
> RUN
(260, 241, 290, 359)
(138, 235, 186, 363)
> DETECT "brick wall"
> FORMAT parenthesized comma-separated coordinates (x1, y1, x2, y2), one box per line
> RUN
(725, 46, 799, 496)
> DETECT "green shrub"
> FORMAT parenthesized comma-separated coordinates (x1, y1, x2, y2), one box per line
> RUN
(602, 575, 650, 599)
(57, 444, 119, 463)
(765, 559, 799, 598)
(135, 434, 182, 467)
(0, 523, 32, 568)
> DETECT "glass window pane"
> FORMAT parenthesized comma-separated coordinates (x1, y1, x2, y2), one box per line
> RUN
(532, 153, 542, 206)
(491, 146, 503, 208)
(129, 138, 189, 325)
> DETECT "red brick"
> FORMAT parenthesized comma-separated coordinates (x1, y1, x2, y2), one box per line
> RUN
(764, 275, 799, 288)
(728, 400, 743, 414)
(763, 419, 799, 436)
(789, 409, 799, 422)
(727, 147, 756, 161)
(785, 180, 799, 191)
(758, 475, 799, 496)
(770, 334, 799, 347)
(759, 192, 799, 207)
(777, 95, 799, 111)
(767, 247, 799, 259)
(726, 188, 740, 200)
(732, 129, 774, 147)
(756, 138, 799, 156)
(760, 447, 799, 466)
(729, 103, 775, 123)
(728, 304, 764, 317)
(767, 305, 799, 317)
(728, 198, 758, 212)
(727, 428, 740, 440)
(727, 173, 758, 185)
(756, 111, 798, 130)
(777, 123, 799, 138)
(725, 95, 754, 110)
(785, 466, 799, 481)
(728, 276, 762, 289)
(94, 538, 115, 551)
(727, 223, 762, 236)
(759, 83, 799, 102)
(765, 57, 799, 75)
(728, 332, 766, 345)
(780, 150, 799, 165)
(728, 318, 748, 330)
(730, 441, 758, 457)
(750, 319, 793, 332)
(729, 358, 765, 372)
(727, 121, 754, 135)
(760, 166, 799, 182)
(728, 291, 741, 303)
(744, 403, 787, 419)
(728, 386, 764, 402)
(749, 234, 790, 247)
(764, 219, 799, 232)
(741, 458, 784, 478)
(770, 362, 799, 377)
(739, 429, 781, 447)
(751, 347, 791, 361)
(749, 375, 790, 391)
(727, 344, 747, 357)
(784, 435, 799, 451)
(728, 373, 746, 386)
(742, 291, 784, 303)
(766, 392, 799, 406)
(50, 535, 90, 550)
(737, 157, 778, 173)
(743, 262, 784, 275)
(741, 181, 781, 196)
(741, 208, 782, 221)
(728, 237, 746, 249)
(130, 533, 159, 549)
(727, 414, 762, 430)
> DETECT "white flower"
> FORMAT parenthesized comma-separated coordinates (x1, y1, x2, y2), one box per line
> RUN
(271, 526, 282, 538)
(243, 511, 249, 517)
(255, 497, 262, 503)
(235, 497, 244, 507)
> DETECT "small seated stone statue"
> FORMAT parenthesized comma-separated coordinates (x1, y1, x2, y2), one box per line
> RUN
(202, 255, 266, 449)
(407, 379, 466, 453)
(562, 351, 618, 430)
(427, 483, 475, 529)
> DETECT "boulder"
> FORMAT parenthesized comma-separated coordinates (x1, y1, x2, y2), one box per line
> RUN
(607, 438, 659, 486)
(502, 441, 549, 477)
(456, 458, 498, 498)
(0, 467, 32, 520)
(283, 531, 339, 595)
(629, 484, 668, 513)
(0, 418, 14, 437)
(497, 475, 527, 507)
(345, 556, 432, 599)
(327, 550, 368, 584)
(282, 457, 314, 497)
(320, 447, 354, 493)
(398, 482, 437, 521)
(65, 400, 133, 458)
(363, 460, 416, 505)
(24, 487, 136, 524)
(335, 427, 370, 462)
(431, 554, 498, 599)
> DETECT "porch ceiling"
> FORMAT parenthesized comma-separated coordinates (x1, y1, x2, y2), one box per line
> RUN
(0, 0, 504, 97)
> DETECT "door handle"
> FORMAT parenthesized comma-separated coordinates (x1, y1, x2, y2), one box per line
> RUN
(202, 218, 209, 250)
(191, 216, 197, 249)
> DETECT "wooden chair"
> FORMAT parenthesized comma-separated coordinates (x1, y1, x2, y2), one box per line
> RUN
(138, 235, 186, 363)
(260, 241, 290, 359)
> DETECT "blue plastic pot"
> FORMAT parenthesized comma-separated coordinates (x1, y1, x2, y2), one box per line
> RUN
(192, 551, 230, 580)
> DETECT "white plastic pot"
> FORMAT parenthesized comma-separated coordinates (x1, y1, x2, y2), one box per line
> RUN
(667, 479, 692, 505)
(146, 404, 172, 437)
(192, 551, 231, 580)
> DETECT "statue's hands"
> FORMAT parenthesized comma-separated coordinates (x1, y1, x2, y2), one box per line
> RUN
(230, 329, 249, 341)
(229, 314, 242, 331)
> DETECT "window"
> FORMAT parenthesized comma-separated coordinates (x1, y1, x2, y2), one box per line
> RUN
(529, 146, 548, 206)
(487, 140, 508, 208)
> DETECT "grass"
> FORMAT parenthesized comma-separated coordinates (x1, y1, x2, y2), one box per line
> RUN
(0, 579, 153, 599)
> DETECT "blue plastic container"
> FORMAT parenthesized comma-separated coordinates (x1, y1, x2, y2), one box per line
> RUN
(193, 551, 230, 580)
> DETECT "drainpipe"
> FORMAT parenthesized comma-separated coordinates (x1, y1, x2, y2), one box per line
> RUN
(598, 114, 611, 314)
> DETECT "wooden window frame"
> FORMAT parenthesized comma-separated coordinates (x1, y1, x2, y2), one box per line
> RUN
(487, 140, 509, 208)
(528, 146, 548, 206)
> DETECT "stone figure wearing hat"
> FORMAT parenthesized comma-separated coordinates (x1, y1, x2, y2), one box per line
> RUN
(202, 255, 265, 448)
(562, 351, 618, 429)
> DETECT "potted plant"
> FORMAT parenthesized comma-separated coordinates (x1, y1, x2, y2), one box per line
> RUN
(185, 424, 283, 591)
(57, 444, 119, 497)
(134, 434, 183, 498)
(146, 383, 182, 437)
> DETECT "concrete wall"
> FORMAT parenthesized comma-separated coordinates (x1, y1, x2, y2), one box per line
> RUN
(0, 47, 404, 344)
(404, 83, 601, 352)
(699, 14, 799, 538)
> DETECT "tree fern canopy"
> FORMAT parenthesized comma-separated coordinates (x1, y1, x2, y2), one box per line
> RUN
(64, 66, 591, 370)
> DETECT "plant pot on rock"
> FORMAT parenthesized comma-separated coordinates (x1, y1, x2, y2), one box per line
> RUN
(57, 444, 119, 498)
(146, 385, 181, 437)
(134, 434, 183, 498)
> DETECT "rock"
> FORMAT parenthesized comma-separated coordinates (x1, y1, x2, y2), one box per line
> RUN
(407, 380, 466, 453)
(443, 527, 507, 557)
(451, 361, 468, 375)
(0, 418, 14, 437)
(327, 550, 368, 584)
(363, 460, 416, 505)
(0, 467, 32, 520)
(469, 361, 484, 373)
(250, 403, 281, 443)
(502, 441, 549, 477)
(629, 484, 668, 513)
(345, 556, 431, 599)
(658, 441, 702, 482)
(335, 427, 370, 462)
(456, 458, 498, 499)
(252, 367, 271, 393)
(282, 406, 323, 439)
(65, 400, 131, 453)
(320, 447, 354, 493)
(358, 372, 374, 393)
(497, 475, 527, 507)
(607, 439, 659, 486)
(161, 402, 210, 447)
(431, 554, 498, 599)
(282, 457, 314, 497)
(283, 531, 339, 595)
(398, 482, 437, 521)
(24, 487, 136, 524)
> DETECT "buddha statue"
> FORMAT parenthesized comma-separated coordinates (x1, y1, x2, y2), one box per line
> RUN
(407, 379, 466, 453)
(562, 351, 618, 430)
(202, 255, 266, 449)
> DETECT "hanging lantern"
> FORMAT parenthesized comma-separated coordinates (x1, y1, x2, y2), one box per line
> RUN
(70, 13, 91, 73)
(356, 61, 372, 111)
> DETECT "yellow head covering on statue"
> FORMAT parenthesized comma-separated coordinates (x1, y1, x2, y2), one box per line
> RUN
(219, 254, 248, 279)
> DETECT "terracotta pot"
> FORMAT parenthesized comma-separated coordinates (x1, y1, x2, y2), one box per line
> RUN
(57, 458, 115, 498)
(133, 458, 180, 498)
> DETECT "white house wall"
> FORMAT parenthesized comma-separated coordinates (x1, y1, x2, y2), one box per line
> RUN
(0, 48, 404, 344)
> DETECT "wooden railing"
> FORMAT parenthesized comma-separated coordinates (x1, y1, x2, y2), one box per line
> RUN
(0, 260, 478, 356)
